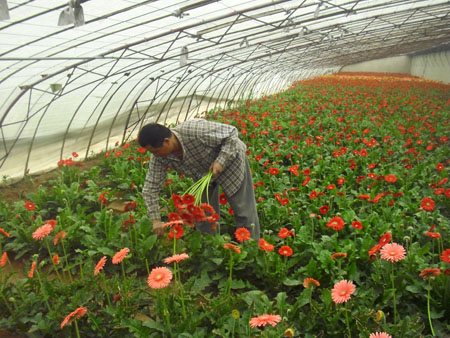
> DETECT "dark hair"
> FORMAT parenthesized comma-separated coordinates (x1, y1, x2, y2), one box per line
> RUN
(138, 123, 171, 148)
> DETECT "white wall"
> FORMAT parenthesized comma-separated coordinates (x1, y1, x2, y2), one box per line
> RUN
(340, 51, 450, 84)
(410, 50, 450, 84)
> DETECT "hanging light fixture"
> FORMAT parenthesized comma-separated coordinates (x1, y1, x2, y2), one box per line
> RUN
(180, 46, 189, 67)
(0, 0, 9, 21)
(58, 0, 85, 27)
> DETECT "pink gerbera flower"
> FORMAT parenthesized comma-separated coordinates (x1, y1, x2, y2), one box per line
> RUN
(112, 248, 130, 264)
(94, 256, 107, 275)
(32, 223, 53, 240)
(369, 332, 392, 338)
(331, 280, 355, 304)
(249, 314, 282, 328)
(147, 267, 173, 289)
(164, 253, 189, 264)
(380, 243, 406, 262)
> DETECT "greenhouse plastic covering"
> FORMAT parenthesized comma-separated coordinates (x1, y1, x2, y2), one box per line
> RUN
(0, 0, 449, 180)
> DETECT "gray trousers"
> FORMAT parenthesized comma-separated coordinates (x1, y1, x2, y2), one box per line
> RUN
(196, 159, 260, 240)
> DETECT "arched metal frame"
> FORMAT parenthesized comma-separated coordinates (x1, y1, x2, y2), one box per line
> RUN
(0, 0, 449, 179)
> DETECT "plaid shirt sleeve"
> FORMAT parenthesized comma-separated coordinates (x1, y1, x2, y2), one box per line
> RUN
(142, 156, 168, 221)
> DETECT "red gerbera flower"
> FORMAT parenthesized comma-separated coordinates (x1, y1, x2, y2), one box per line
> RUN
(319, 205, 329, 215)
(421, 197, 435, 211)
(331, 252, 347, 259)
(219, 193, 228, 205)
(385, 174, 397, 183)
(327, 216, 345, 231)
(235, 227, 251, 242)
(352, 220, 363, 230)
(182, 194, 195, 206)
(378, 232, 391, 246)
(24, 201, 36, 211)
(278, 245, 293, 257)
(269, 168, 279, 175)
(419, 268, 441, 279)
(168, 224, 184, 240)
(258, 238, 274, 252)
(278, 227, 295, 239)
(441, 249, 450, 263)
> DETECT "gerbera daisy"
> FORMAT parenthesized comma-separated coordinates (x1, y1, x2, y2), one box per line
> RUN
(1, 252, 8, 267)
(440, 249, 450, 263)
(52, 254, 60, 265)
(94, 256, 107, 275)
(327, 216, 345, 231)
(164, 253, 189, 264)
(258, 238, 274, 252)
(249, 314, 282, 328)
(32, 223, 53, 241)
(385, 174, 397, 183)
(380, 243, 406, 262)
(168, 224, 184, 240)
(60, 306, 88, 328)
(303, 277, 320, 288)
(421, 197, 435, 211)
(147, 267, 172, 289)
(235, 227, 251, 242)
(352, 220, 363, 229)
(331, 280, 355, 304)
(378, 232, 391, 246)
(319, 205, 329, 215)
(278, 245, 293, 257)
(28, 261, 37, 278)
(331, 253, 347, 259)
(224, 243, 241, 254)
(369, 333, 392, 338)
(112, 248, 130, 264)
(0, 228, 10, 238)
(278, 227, 294, 239)
(24, 201, 36, 211)
(419, 268, 441, 279)
(219, 193, 228, 205)
(53, 231, 67, 245)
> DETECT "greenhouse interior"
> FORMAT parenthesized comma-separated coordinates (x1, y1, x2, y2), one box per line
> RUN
(0, 0, 449, 337)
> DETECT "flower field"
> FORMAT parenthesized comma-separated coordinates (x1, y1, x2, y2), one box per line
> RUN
(0, 72, 449, 337)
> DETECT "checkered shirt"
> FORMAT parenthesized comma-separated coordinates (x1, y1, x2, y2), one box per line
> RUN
(142, 118, 247, 221)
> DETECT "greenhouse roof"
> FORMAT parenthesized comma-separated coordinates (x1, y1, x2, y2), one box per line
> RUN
(1, 0, 449, 179)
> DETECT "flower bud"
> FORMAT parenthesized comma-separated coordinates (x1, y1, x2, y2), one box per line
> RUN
(376, 310, 385, 322)
(284, 328, 294, 337)
(231, 309, 240, 319)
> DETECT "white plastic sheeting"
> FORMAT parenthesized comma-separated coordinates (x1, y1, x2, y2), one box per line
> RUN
(0, 0, 449, 180)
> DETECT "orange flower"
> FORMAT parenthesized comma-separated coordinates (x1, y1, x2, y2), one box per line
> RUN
(331, 280, 355, 304)
(421, 197, 435, 211)
(60, 306, 88, 328)
(52, 254, 60, 265)
(258, 238, 274, 252)
(278, 227, 294, 239)
(303, 277, 320, 288)
(168, 224, 184, 240)
(53, 231, 67, 245)
(419, 268, 441, 279)
(164, 253, 189, 264)
(24, 201, 36, 210)
(369, 333, 392, 338)
(235, 227, 251, 242)
(32, 223, 53, 240)
(378, 232, 391, 246)
(380, 243, 406, 262)
(331, 253, 347, 259)
(28, 261, 37, 278)
(94, 256, 107, 275)
(112, 248, 130, 264)
(147, 267, 173, 289)
(278, 245, 293, 257)
(327, 216, 345, 231)
(0, 228, 10, 238)
(249, 314, 282, 328)
(1, 252, 8, 267)
(224, 243, 241, 254)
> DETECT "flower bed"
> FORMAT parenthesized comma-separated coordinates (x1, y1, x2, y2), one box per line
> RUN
(0, 73, 449, 337)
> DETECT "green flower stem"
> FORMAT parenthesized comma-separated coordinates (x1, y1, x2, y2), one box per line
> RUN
(74, 319, 81, 338)
(45, 240, 63, 283)
(0, 291, 14, 316)
(427, 279, 435, 336)
(175, 264, 187, 319)
(61, 239, 73, 282)
(183, 171, 213, 205)
(99, 273, 112, 308)
(159, 290, 173, 338)
(121, 261, 128, 309)
(344, 302, 351, 338)
(227, 251, 234, 299)
(391, 262, 397, 324)
(145, 258, 150, 275)
(36, 267, 52, 313)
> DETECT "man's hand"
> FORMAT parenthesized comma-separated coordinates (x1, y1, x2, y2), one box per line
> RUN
(152, 219, 164, 237)
(209, 161, 224, 177)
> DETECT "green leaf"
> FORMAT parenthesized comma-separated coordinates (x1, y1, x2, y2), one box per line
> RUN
(283, 278, 302, 286)
(406, 284, 421, 294)
(142, 319, 165, 331)
(98, 247, 115, 256)
(191, 270, 211, 294)
(211, 258, 224, 265)
(231, 279, 245, 289)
